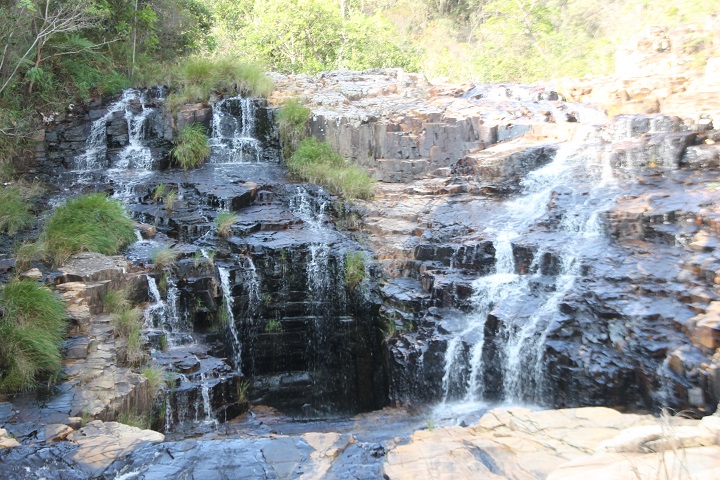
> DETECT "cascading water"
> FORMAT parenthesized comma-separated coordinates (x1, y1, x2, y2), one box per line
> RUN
(218, 266, 243, 374)
(143, 274, 192, 346)
(440, 136, 619, 406)
(289, 187, 332, 308)
(209, 96, 262, 163)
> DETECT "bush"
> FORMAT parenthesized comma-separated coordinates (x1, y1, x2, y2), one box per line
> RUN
(171, 123, 210, 170)
(0, 182, 42, 235)
(277, 98, 311, 157)
(215, 211, 239, 238)
(287, 138, 375, 200)
(344, 251, 366, 289)
(42, 193, 136, 266)
(0, 279, 67, 392)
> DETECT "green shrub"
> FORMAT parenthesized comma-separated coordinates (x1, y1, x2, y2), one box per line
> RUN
(151, 247, 179, 272)
(0, 279, 67, 392)
(172, 123, 210, 170)
(277, 98, 311, 157)
(0, 182, 42, 235)
(215, 211, 239, 238)
(42, 193, 136, 266)
(287, 138, 375, 200)
(344, 251, 366, 289)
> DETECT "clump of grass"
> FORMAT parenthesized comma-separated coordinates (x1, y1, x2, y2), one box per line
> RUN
(41, 193, 136, 267)
(277, 98, 311, 158)
(112, 306, 146, 366)
(172, 123, 210, 170)
(117, 411, 151, 429)
(287, 138, 375, 200)
(104, 288, 129, 314)
(141, 365, 167, 393)
(168, 56, 274, 109)
(384, 319, 397, 341)
(152, 184, 167, 203)
(0, 279, 67, 393)
(0, 182, 42, 235)
(164, 190, 178, 211)
(344, 251, 366, 290)
(265, 319, 282, 333)
(236, 379, 250, 402)
(151, 247, 179, 272)
(215, 211, 239, 238)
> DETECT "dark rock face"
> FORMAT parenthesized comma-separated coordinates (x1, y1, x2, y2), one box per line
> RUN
(375, 115, 720, 414)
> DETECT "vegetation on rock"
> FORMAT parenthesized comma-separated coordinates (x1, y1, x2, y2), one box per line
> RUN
(288, 138, 375, 200)
(40, 193, 136, 266)
(151, 247, 180, 272)
(215, 211, 239, 238)
(0, 279, 67, 392)
(344, 250, 366, 289)
(171, 123, 210, 170)
(0, 182, 42, 235)
(277, 98, 311, 158)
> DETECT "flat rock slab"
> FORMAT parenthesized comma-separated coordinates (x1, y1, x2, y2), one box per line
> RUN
(383, 407, 720, 480)
(65, 421, 164, 477)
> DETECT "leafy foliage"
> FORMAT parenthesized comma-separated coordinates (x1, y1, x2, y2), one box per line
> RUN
(0, 279, 67, 393)
(287, 138, 375, 200)
(41, 193, 136, 266)
(171, 123, 210, 169)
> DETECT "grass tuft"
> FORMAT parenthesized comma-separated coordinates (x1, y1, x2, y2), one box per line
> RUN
(0, 279, 67, 393)
(215, 211, 239, 239)
(168, 56, 274, 110)
(171, 123, 210, 170)
(104, 288, 129, 314)
(0, 182, 42, 235)
(41, 193, 136, 267)
(344, 251, 366, 290)
(141, 365, 167, 393)
(287, 138, 375, 200)
(277, 98, 311, 158)
(151, 247, 180, 272)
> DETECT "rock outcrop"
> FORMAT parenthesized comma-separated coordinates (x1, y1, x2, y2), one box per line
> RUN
(384, 407, 720, 480)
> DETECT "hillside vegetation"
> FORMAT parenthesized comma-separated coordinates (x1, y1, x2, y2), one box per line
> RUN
(0, 0, 717, 180)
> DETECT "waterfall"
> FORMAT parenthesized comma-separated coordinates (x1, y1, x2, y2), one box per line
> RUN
(218, 266, 243, 374)
(143, 274, 192, 346)
(242, 256, 261, 319)
(289, 187, 332, 308)
(440, 140, 618, 406)
(209, 96, 262, 163)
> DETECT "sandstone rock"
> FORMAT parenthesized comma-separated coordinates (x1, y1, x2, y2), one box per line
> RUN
(66, 420, 164, 476)
(20, 268, 42, 280)
(44, 423, 74, 442)
(65, 417, 83, 430)
(384, 407, 720, 480)
(0, 428, 20, 449)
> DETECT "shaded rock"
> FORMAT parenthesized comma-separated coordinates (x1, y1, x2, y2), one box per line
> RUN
(44, 424, 74, 443)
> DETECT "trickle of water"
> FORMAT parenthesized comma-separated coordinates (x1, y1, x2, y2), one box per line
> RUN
(289, 187, 333, 309)
(242, 257, 261, 318)
(209, 96, 262, 163)
(218, 267, 243, 374)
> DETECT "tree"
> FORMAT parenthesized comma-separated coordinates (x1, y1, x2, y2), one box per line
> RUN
(0, 0, 102, 96)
